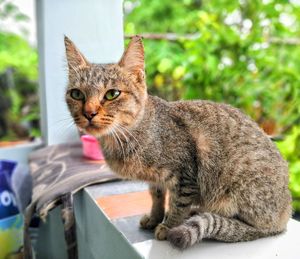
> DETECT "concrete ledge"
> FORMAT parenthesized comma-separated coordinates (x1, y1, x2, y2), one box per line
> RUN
(36, 183, 300, 259)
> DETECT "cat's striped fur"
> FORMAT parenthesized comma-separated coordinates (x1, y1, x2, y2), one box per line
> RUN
(64, 36, 291, 249)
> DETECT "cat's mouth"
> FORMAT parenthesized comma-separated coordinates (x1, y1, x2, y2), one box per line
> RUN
(85, 122, 101, 132)
(83, 122, 110, 137)
(74, 115, 113, 137)
(87, 122, 99, 129)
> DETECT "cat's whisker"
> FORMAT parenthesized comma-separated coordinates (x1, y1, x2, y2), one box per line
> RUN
(49, 119, 80, 139)
(118, 123, 140, 143)
(114, 126, 131, 163)
(108, 129, 118, 152)
(114, 125, 129, 143)
(118, 123, 143, 151)
(50, 119, 74, 130)
(111, 128, 126, 162)
(50, 117, 74, 128)
(114, 123, 144, 170)
(51, 120, 78, 139)
(116, 127, 143, 165)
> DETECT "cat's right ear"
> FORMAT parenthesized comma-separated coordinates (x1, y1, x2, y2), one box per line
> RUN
(118, 35, 145, 82)
(64, 35, 89, 73)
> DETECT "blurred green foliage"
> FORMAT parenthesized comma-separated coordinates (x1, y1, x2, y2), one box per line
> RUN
(0, 0, 39, 140)
(0, 33, 37, 80)
(125, 0, 300, 211)
(277, 127, 300, 211)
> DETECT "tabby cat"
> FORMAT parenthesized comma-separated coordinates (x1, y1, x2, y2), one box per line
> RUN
(64, 35, 291, 249)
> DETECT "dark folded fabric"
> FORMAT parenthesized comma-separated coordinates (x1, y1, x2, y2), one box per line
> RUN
(28, 141, 118, 218)
(24, 141, 120, 259)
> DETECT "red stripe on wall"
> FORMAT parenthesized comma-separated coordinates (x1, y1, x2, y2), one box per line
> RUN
(96, 191, 152, 220)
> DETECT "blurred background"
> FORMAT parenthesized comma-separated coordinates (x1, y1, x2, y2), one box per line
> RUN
(0, 0, 299, 212)
(0, 0, 37, 145)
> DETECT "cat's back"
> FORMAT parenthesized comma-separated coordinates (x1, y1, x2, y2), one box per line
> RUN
(170, 98, 262, 138)
(169, 98, 288, 179)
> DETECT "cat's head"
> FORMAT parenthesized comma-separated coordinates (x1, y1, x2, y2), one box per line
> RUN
(64, 36, 147, 137)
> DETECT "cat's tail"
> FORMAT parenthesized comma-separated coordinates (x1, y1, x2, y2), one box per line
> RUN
(167, 213, 281, 249)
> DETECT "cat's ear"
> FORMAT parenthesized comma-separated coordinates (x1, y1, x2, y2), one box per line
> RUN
(64, 35, 89, 71)
(118, 35, 145, 81)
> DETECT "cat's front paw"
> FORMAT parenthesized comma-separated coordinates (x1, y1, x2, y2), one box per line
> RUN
(154, 223, 169, 240)
(140, 214, 161, 230)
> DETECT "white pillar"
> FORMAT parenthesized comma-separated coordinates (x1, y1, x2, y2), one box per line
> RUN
(36, 0, 124, 145)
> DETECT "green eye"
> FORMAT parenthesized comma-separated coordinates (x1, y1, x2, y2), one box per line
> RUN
(105, 89, 121, 100)
(70, 89, 85, 100)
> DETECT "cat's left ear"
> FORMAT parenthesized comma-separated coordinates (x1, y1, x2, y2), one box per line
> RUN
(64, 35, 89, 71)
(118, 35, 145, 82)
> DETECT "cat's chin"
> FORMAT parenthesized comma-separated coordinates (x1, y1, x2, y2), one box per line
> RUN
(83, 125, 110, 138)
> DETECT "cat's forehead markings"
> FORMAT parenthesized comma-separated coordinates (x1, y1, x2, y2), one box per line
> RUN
(99, 81, 105, 89)
(105, 79, 113, 89)
(71, 64, 120, 89)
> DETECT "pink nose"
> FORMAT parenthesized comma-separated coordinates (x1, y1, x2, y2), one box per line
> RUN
(84, 98, 99, 121)
(83, 111, 98, 121)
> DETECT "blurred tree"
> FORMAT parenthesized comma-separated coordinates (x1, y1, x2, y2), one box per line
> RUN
(277, 126, 300, 212)
(0, 0, 39, 141)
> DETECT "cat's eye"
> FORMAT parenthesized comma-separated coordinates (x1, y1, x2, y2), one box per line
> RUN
(104, 89, 121, 101)
(70, 89, 85, 101)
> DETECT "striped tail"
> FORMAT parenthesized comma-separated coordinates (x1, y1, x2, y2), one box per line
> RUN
(167, 213, 279, 249)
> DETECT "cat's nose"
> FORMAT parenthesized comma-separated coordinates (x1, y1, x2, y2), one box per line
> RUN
(83, 111, 98, 121)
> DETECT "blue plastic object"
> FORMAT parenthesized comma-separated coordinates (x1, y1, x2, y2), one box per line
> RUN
(0, 160, 19, 219)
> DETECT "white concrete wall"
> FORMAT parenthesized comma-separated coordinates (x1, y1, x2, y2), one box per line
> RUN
(36, 0, 124, 145)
